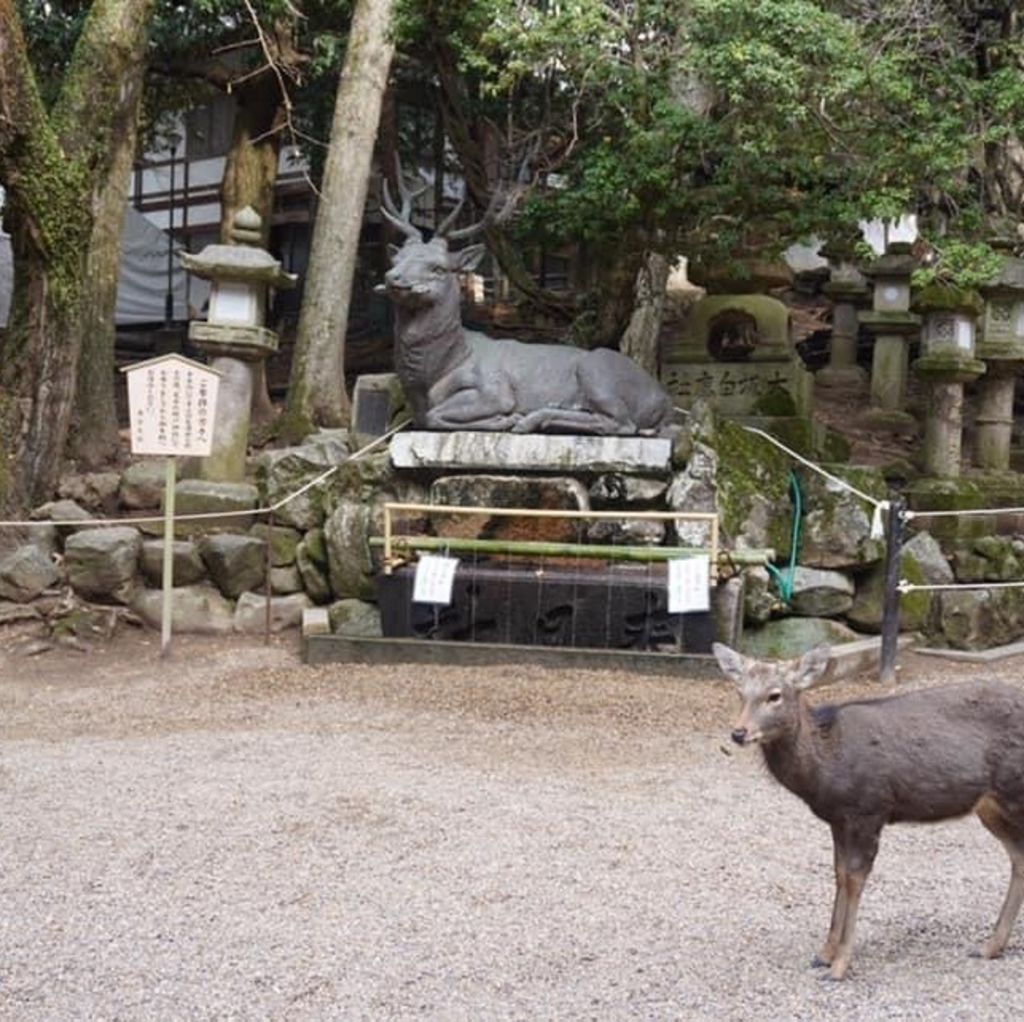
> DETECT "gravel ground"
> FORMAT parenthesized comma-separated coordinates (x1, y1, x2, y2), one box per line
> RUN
(1, 630, 1023, 1021)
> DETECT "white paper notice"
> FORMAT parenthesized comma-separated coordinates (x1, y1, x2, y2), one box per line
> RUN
(124, 354, 220, 457)
(667, 557, 710, 613)
(412, 555, 460, 605)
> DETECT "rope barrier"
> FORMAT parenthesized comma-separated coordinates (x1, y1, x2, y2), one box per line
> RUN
(898, 579, 1024, 594)
(903, 505, 1024, 519)
(672, 405, 889, 527)
(0, 419, 411, 531)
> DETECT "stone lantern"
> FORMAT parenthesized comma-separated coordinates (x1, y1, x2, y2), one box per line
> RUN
(181, 207, 297, 481)
(818, 235, 869, 390)
(860, 242, 920, 431)
(912, 287, 986, 477)
(975, 245, 1024, 471)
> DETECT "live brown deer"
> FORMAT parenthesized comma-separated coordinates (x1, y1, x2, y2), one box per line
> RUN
(713, 642, 1024, 980)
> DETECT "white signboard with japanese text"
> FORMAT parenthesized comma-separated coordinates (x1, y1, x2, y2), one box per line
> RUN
(412, 554, 460, 605)
(123, 354, 220, 457)
(667, 556, 711, 614)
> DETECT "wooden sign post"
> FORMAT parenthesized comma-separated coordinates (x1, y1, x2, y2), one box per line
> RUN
(121, 354, 222, 657)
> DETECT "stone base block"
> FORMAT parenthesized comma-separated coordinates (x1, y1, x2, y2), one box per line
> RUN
(390, 431, 672, 474)
(815, 364, 868, 390)
(859, 407, 919, 435)
(159, 479, 261, 536)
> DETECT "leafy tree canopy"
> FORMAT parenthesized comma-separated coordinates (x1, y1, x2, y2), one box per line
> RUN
(405, 0, 1024, 281)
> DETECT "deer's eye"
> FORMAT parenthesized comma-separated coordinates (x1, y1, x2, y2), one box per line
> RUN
(766, 690, 783, 705)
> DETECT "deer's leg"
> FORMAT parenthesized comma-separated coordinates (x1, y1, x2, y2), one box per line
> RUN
(813, 825, 849, 968)
(425, 381, 519, 431)
(975, 798, 1024, 959)
(513, 407, 631, 434)
(824, 820, 881, 981)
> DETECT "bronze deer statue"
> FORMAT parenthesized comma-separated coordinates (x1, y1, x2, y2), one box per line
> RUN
(377, 170, 675, 436)
(713, 642, 1024, 980)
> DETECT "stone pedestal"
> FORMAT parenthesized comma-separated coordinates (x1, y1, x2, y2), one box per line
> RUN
(860, 244, 919, 432)
(975, 368, 1018, 471)
(976, 246, 1024, 470)
(913, 297, 985, 478)
(922, 381, 968, 477)
(187, 327, 278, 480)
(817, 278, 869, 390)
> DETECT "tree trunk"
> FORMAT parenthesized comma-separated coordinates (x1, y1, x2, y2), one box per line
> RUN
(70, 54, 149, 470)
(219, 75, 286, 433)
(0, 0, 154, 511)
(582, 247, 646, 350)
(283, 0, 395, 439)
(620, 252, 669, 375)
(219, 79, 283, 246)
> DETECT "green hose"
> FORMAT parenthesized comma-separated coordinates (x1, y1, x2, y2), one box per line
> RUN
(766, 471, 802, 604)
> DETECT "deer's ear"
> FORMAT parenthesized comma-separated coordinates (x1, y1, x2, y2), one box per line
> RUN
(450, 243, 485, 273)
(793, 644, 831, 690)
(712, 642, 747, 686)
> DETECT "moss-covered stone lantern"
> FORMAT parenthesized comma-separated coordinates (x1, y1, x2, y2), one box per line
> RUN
(976, 245, 1024, 471)
(180, 207, 297, 481)
(912, 285, 986, 478)
(859, 242, 920, 431)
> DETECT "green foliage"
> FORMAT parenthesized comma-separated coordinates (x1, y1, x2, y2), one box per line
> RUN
(912, 240, 1005, 294)
(408, 0, 1024, 281)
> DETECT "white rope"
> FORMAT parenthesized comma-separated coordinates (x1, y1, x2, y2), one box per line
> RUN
(674, 405, 892, 530)
(903, 505, 1024, 520)
(898, 578, 1024, 594)
(0, 419, 411, 530)
(739, 424, 888, 510)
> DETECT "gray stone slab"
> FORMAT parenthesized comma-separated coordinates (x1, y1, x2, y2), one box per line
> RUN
(389, 431, 672, 473)
(302, 634, 720, 678)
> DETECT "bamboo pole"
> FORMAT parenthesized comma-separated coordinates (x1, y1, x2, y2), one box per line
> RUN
(370, 535, 773, 566)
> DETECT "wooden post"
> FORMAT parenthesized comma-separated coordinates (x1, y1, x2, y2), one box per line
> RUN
(160, 456, 177, 659)
(264, 508, 274, 645)
(879, 495, 905, 684)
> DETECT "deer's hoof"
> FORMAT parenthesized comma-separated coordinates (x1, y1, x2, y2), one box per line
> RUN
(973, 940, 1005, 960)
(824, 960, 850, 982)
(810, 954, 832, 969)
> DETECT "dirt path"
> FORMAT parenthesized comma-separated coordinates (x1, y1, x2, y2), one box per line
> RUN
(1, 631, 1022, 1020)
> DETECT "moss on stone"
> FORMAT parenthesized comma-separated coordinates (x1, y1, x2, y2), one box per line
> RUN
(751, 387, 797, 417)
(710, 417, 794, 556)
(913, 284, 984, 316)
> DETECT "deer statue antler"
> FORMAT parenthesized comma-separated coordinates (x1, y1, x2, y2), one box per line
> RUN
(435, 145, 534, 243)
(380, 154, 430, 242)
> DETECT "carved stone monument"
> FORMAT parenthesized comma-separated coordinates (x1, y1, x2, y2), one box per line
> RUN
(661, 293, 813, 419)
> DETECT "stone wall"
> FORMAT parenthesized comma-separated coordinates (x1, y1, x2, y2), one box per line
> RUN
(0, 413, 1015, 654)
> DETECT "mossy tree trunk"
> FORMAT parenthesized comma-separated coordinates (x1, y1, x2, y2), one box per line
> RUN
(0, 0, 154, 511)
(283, 0, 395, 440)
(219, 72, 288, 433)
(70, 50, 149, 470)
